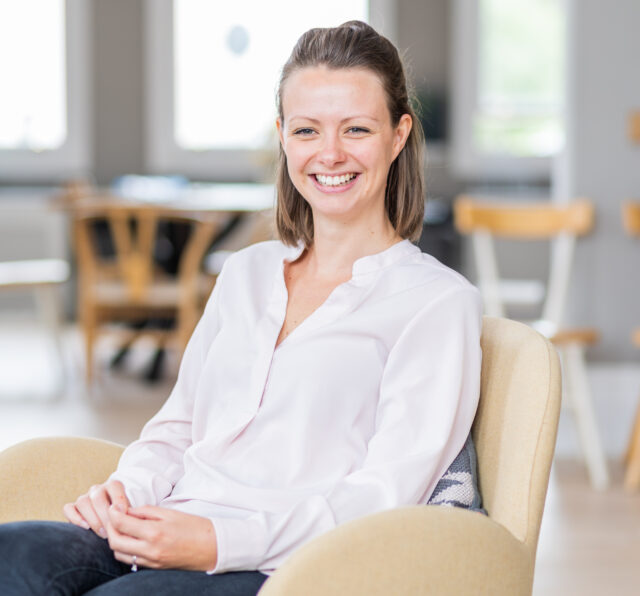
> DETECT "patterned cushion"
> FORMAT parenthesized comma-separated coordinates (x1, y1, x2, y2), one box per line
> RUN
(426, 434, 486, 514)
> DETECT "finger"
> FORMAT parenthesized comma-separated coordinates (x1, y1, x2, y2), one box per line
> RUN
(105, 480, 131, 511)
(74, 494, 107, 538)
(87, 485, 113, 534)
(126, 505, 165, 521)
(113, 550, 157, 570)
(63, 503, 90, 530)
(106, 521, 148, 555)
(108, 505, 157, 540)
(106, 513, 160, 566)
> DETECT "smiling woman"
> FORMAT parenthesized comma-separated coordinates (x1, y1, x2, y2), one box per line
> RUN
(276, 67, 412, 241)
(275, 22, 425, 248)
(0, 21, 482, 596)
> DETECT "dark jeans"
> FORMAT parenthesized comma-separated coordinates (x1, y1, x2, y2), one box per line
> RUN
(0, 521, 268, 595)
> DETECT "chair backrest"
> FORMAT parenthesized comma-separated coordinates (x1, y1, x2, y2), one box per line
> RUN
(454, 196, 594, 333)
(622, 201, 640, 236)
(73, 204, 220, 303)
(473, 316, 561, 553)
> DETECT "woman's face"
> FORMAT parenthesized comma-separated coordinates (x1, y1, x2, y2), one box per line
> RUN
(277, 66, 411, 228)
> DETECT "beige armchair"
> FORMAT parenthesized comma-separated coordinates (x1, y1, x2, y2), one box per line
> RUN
(0, 316, 561, 595)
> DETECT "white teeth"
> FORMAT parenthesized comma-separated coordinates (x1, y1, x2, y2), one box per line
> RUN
(315, 173, 356, 187)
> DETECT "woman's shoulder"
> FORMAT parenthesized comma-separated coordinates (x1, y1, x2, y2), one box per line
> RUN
(391, 251, 483, 327)
(386, 247, 479, 299)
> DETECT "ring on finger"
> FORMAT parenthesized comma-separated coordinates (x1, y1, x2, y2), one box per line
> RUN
(131, 555, 138, 573)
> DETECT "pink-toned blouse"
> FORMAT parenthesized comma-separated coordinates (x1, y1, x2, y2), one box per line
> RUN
(109, 239, 482, 574)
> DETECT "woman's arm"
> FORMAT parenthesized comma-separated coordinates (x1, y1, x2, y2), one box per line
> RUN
(64, 264, 229, 533)
(108, 267, 227, 506)
(208, 287, 482, 573)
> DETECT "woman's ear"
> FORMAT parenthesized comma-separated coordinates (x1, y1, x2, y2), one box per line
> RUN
(391, 114, 412, 160)
(276, 118, 285, 148)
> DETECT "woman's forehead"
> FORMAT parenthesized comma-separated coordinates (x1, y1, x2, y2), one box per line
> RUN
(280, 66, 388, 121)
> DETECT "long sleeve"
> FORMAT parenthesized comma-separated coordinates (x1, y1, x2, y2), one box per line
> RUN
(209, 286, 482, 573)
(108, 265, 227, 507)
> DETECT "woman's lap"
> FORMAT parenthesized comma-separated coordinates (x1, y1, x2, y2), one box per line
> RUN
(0, 520, 126, 595)
(0, 521, 268, 596)
(85, 569, 269, 595)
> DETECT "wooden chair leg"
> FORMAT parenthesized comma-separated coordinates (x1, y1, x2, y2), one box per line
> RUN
(83, 312, 96, 387)
(624, 400, 640, 464)
(560, 343, 609, 490)
(624, 398, 640, 490)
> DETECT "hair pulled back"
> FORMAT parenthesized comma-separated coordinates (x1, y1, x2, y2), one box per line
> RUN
(275, 20, 425, 247)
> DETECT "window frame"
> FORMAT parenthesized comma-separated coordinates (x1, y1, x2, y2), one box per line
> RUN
(144, 0, 394, 181)
(0, 0, 92, 182)
(450, 0, 564, 182)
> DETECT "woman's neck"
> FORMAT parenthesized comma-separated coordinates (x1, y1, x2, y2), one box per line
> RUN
(302, 217, 403, 281)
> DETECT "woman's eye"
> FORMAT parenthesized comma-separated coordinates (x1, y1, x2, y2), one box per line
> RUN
(347, 127, 370, 134)
(293, 128, 315, 136)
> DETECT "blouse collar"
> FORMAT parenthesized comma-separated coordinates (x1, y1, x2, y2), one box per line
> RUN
(351, 239, 419, 277)
(281, 239, 419, 277)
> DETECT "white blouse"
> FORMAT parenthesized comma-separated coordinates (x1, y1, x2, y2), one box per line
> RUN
(109, 239, 482, 575)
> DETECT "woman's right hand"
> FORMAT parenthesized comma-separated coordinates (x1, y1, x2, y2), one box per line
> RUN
(63, 480, 131, 539)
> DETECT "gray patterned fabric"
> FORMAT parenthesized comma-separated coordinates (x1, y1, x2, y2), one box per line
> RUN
(426, 434, 486, 514)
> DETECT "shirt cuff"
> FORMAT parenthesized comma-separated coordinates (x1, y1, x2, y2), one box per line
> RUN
(107, 472, 150, 509)
(207, 516, 267, 574)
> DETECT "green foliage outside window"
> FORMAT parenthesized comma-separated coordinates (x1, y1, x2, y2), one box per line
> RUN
(475, 0, 565, 157)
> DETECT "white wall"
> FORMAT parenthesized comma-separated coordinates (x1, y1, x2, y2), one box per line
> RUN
(564, 0, 640, 363)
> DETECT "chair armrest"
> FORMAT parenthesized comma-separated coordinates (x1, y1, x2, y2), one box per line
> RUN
(259, 506, 532, 596)
(0, 437, 124, 523)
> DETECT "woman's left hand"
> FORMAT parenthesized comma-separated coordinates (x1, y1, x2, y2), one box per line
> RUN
(106, 504, 218, 572)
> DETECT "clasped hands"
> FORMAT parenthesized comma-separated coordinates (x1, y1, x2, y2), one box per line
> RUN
(63, 480, 218, 572)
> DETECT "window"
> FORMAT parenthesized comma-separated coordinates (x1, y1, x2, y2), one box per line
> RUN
(451, 0, 566, 181)
(145, 0, 393, 180)
(0, 0, 91, 181)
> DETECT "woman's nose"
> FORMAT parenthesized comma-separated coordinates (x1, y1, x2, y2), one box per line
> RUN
(317, 134, 346, 165)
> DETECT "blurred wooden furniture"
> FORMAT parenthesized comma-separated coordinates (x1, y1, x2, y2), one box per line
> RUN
(73, 203, 222, 384)
(454, 196, 609, 489)
(0, 259, 70, 395)
(58, 181, 274, 384)
(0, 317, 562, 596)
(622, 200, 640, 490)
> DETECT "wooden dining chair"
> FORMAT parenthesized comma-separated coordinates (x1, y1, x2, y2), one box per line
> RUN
(622, 200, 640, 490)
(454, 196, 609, 489)
(73, 203, 222, 384)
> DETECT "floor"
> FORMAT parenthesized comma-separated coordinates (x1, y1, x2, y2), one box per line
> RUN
(1, 319, 639, 594)
(535, 461, 640, 595)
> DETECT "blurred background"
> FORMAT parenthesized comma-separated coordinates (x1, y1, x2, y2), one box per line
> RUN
(0, 1, 639, 593)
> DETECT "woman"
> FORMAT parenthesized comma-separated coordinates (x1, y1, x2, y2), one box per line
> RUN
(0, 20, 481, 595)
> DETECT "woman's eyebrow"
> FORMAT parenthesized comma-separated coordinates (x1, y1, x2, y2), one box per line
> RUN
(288, 115, 380, 124)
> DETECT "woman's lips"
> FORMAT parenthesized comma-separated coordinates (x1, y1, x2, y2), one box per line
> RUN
(309, 173, 360, 193)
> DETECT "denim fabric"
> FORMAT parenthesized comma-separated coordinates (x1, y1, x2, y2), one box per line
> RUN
(0, 521, 268, 596)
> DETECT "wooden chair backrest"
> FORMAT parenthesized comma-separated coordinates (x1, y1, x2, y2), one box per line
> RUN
(622, 201, 640, 236)
(73, 204, 219, 303)
(453, 196, 595, 329)
(454, 197, 594, 239)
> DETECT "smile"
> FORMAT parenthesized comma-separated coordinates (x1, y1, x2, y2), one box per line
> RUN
(314, 173, 358, 187)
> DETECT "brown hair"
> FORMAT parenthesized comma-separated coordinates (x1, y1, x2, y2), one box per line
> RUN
(275, 20, 425, 247)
